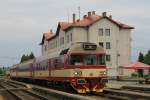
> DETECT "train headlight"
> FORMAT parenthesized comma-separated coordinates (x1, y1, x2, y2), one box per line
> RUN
(74, 71, 82, 76)
(103, 71, 107, 75)
(74, 72, 78, 75)
(99, 71, 107, 75)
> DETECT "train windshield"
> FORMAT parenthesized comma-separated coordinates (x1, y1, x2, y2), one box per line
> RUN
(70, 55, 105, 65)
(70, 55, 83, 65)
(84, 55, 97, 65)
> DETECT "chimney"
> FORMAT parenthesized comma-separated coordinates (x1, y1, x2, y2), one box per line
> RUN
(73, 13, 76, 23)
(109, 15, 112, 19)
(77, 19, 80, 22)
(88, 11, 91, 17)
(102, 12, 107, 17)
(92, 11, 95, 15)
(50, 29, 53, 33)
(83, 15, 87, 19)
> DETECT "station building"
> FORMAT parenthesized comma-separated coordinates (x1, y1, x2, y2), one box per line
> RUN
(40, 11, 134, 77)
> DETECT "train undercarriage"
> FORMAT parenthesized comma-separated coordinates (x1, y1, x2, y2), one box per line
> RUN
(11, 76, 107, 93)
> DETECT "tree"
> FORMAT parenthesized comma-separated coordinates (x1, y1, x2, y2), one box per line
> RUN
(20, 52, 35, 63)
(29, 52, 35, 59)
(20, 54, 26, 63)
(0, 68, 3, 75)
(138, 52, 144, 62)
(0, 67, 6, 75)
(143, 50, 150, 65)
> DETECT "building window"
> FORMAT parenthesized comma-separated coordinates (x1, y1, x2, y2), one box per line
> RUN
(60, 37, 64, 45)
(62, 37, 64, 44)
(106, 55, 111, 61)
(44, 45, 47, 51)
(99, 42, 103, 48)
(98, 28, 103, 36)
(66, 35, 69, 43)
(70, 33, 72, 42)
(105, 29, 110, 36)
(106, 42, 111, 49)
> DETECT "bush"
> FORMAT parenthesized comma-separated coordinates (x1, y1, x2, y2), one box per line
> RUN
(143, 75, 150, 78)
(131, 73, 138, 78)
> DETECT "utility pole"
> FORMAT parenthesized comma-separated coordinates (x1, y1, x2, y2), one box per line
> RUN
(78, 6, 81, 20)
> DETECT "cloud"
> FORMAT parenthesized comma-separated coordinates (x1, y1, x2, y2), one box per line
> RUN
(0, 0, 150, 66)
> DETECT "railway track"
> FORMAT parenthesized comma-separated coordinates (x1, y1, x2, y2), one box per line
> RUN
(4, 79, 150, 100)
(0, 81, 19, 100)
(0, 80, 48, 100)
(2, 79, 94, 100)
(99, 88, 150, 100)
(121, 85, 150, 93)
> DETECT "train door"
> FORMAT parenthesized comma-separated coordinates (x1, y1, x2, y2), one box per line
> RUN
(31, 64, 34, 77)
(48, 59, 51, 77)
(33, 63, 36, 78)
(16, 68, 18, 77)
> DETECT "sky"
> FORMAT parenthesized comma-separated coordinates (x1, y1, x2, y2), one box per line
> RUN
(0, 0, 150, 67)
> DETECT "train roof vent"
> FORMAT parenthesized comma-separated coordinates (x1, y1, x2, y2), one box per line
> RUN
(60, 48, 69, 55)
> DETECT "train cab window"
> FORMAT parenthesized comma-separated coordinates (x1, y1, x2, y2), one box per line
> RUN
(84, 55, 97, 65)
(99, 55, 105, 65)
(70, 55, 83, 65)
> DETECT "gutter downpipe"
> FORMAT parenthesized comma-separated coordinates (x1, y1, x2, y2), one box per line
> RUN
(86, 26, 90, 42)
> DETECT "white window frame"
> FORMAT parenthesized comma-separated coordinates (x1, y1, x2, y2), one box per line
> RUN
(106, 42, 111, 49)
(105, 29, 110, 36)
(98, 28, 103, 36)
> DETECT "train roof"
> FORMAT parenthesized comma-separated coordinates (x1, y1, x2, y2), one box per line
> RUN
(10, 59, 35, 69)
(35, 54, 52, 62)
(10, 64, 19, 69)
(18, 59, 35, 67)
(60, 42, 105, 55)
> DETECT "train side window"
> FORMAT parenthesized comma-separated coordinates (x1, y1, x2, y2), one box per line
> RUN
(36, 64, 38, 70)
(60, 56, 64, 67)
(54, 59, 58, 68)
(51, 59, 54, 69)
(38, 64, 39, 70)
(45, 61, 48, 70)
(53, 58, 62, 68)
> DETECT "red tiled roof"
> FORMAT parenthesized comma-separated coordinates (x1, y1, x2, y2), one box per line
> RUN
(40, 14, 134, 45)
(59, 22, 72, 30)
(43, 31, 55, 40)
(59, 14, 134, 30)
(73, 15, 102, 27)
(40, 31, 55, 45)
(123, 62, 150, 69)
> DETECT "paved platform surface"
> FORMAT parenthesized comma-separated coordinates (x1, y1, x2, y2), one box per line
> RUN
(107, 80, 150, 89)
(107, 80, 138, 89)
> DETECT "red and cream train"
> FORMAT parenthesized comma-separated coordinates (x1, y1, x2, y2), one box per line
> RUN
(10, 42, 107, 93)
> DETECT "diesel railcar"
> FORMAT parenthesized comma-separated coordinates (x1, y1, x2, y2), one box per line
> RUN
(10, 42, 107, 93)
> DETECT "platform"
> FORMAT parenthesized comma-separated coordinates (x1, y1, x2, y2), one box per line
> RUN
(106, 80, 137, 89)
